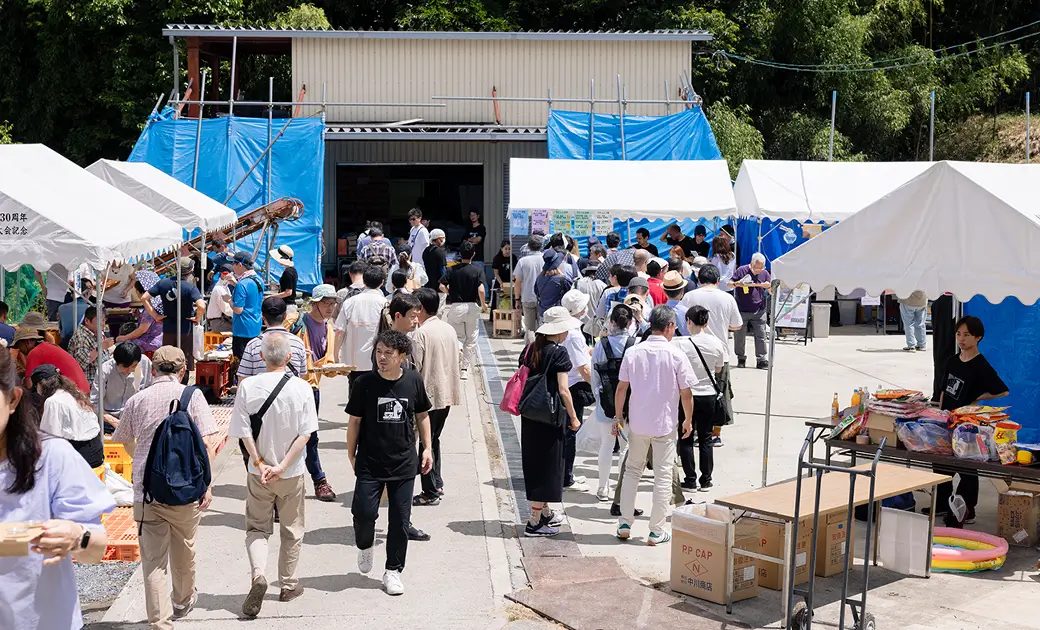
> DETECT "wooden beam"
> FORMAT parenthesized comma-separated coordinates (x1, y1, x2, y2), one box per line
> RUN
(187, 37, 200, 118)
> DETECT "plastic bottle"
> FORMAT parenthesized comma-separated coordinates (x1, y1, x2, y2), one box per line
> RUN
(831, 393, 840, 421)
(859, 386, 868, 415)
(851, 388, 861, 410)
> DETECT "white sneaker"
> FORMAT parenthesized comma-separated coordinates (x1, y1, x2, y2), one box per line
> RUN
(357, 547, 373, 574)
(383, 569, 405, 596)
(573, 475, 587, 484)
(460, 369, 469, 380)
(596, 486, 610, 502)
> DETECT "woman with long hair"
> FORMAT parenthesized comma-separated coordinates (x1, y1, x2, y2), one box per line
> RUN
(589, 304, 636, 500)
(115, 271, 163, 357)
(710, 236, 736, 293)
(670, 246, 693, 281)
(389, 250, 427, 291)
(31, 365, 103, 468)
(519, 307, 580, 537)
(0, 347, 114, 630)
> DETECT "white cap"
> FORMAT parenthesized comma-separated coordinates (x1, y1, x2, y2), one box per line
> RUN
(311, 284, 337, 301)
(430, 228, 446, 241)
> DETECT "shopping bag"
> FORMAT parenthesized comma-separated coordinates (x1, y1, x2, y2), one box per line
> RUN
(192, 324, 205, 361)
(104, 464, 134, 507)
(575, 418, 602, 455)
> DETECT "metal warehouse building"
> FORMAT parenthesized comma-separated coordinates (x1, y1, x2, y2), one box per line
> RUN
(163, 25, 712, 268)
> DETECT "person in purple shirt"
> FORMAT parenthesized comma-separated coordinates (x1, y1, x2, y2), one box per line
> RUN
(729, 252, 772, 369)
(0, 349, 115, 630)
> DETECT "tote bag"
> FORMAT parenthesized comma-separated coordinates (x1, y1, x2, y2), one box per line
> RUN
(499, 346, 530, 416)
(518, 349, 561, 426)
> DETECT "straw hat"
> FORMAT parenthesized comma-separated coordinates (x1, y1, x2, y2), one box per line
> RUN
(536, 306, 580, 336)
(662, 270, 688, 292)
(270, 245, 295, 267)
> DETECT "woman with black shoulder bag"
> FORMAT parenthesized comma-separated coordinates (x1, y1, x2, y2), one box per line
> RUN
(671, 306, 727, 491)
(517, 306, 579, 538)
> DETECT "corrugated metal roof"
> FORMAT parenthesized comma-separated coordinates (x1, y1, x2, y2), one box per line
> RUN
(325, 123, 547, 140)
(163, 24, 712, 41)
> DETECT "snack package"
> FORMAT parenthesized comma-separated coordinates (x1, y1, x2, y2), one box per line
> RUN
(993, 421, 1021, 465)
(896, 421, 953, 455)
(952, 424, 995, 462)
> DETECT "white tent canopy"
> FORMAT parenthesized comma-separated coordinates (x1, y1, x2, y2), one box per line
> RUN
(87, 159, 237, 232)
(508, 157, 737, 220)
(772, 161, 1040, 305)
(734, 160, 933, 222)
(0, 144, 183, 272)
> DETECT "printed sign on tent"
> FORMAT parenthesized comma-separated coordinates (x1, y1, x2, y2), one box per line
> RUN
(593, 211, 613, 235)
(509, 209, 529, 236)
(530, 210, 550, 235)
(775, 284, 811, 329)
(573, 211, 593, 237)
(551, 210, 573, 235)
(860, 295, 881, 306)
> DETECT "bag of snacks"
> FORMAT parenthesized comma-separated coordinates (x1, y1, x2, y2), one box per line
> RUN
(952, 424, 995, 462)
(896, 420, 953, 455)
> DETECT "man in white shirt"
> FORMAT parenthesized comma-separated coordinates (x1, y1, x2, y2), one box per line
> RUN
(334, 264, 388, 387)
(560, 290, 592, 491)
(206, 264, 236, 333)
(230, 333, 318, 618)
(681, 264, 743, 444)
(407, 207, 431, 269)
(512, 235, 545, 343)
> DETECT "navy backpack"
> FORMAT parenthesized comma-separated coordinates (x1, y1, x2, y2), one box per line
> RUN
(142, 386, 212, 507)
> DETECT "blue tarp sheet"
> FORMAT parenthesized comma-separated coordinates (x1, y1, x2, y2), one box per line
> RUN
(736, 218, 834, 267)
(963, 297, 1040, 443)
(569, 218, 730, 258)
(129, 115, 325, 291)
(547, 108, 723, 161)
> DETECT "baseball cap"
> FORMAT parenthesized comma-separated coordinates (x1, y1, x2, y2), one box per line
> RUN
(587, 236, 601, 247)
(216, 263, 234, 274)
(262, 296, 287, 319)
(233, 251, 254, 267)
(311, 284, 337, 301)
(178, 257, 195, 277)
(153, 346, 186, 373)
(694, 225, 708, 236)
(627, 276, 649, 290)
(29, 364, 59, 387)
(430, 228, 446, 241)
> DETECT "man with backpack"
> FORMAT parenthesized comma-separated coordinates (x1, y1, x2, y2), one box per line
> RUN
(112, 346, 219, 629)
(230, 333, 318, 618)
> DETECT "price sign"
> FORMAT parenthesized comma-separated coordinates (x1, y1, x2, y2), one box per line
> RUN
(509, 209, 529, 236)
(573, 210, 593, 236)
(530, 210, 550, 234)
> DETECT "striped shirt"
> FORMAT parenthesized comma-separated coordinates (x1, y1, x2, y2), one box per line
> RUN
(359, 238, 396, 264)
(595, 248, 636, 283)
(235, 327, 308, 379)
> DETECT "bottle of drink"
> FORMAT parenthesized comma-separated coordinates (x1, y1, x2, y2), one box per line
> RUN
(859, 386, 868, 415)
(851, 388, 861, 410)
(831, 393, 840, 421)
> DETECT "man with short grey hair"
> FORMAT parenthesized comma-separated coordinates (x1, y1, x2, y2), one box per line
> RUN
(730, 252, 772, 369)
(231, 332, 318, 618)
(613, 306, 696, 545)
(512, 234, 545, 342)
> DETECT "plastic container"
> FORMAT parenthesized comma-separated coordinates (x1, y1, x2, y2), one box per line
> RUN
(878, 507, 930, 577)
(812, 303, 831, 338)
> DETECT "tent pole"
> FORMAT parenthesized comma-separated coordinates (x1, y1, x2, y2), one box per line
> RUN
(96, 266, 110, 429)
(228, 36, 237, 116)
(192, 70, 208, 189)
(1027, 92, 1031, 164)
(617, 75, 626, 160)
(828, 91, 836, 162)
(757, 217, 763, 254)
(762, 279, 780, 487)
(1, 268, 5, 303)
(929, 91, 935, 161)
(201, 231, 207, 295)
(176, 254, 182, 344)
(589, 79, 595, 160)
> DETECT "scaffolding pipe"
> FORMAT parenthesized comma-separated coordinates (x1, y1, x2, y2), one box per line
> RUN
(1027, 92, 1032, 164)
(665, 80, 670, 115)
(433, 95, 691, 105)
(265, 77, 274, 284)
(223, 116, 294, 205)
(589, 79, 595, 160)
(192, 70, 208, 188)
(547, 87, 552, 118)
(617, 75, 627, 160)
(170, 99, 445, 108)
(828, 90, 837, 161)
(929, 91, 935, 161)
(322, 82, 327, 117)
(228, 36, 238, 116)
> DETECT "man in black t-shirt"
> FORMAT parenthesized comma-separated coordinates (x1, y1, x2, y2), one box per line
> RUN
(440, 241, 487, 379)
(463, 211, 487, 261)
(346, 330, 433, 596)
(632, 228, 659, 257)
(140, 258, 206, 372)
(422, 229, 448, 292)
(271, 245, 298, 308)
(659, 223, 701, 261)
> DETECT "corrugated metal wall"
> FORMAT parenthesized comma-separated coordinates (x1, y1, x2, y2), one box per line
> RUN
(294, 39, 689, 124)
(323, 140, 547, 263)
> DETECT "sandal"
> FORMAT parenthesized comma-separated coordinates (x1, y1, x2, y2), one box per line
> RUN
(412, 493, 441, 506)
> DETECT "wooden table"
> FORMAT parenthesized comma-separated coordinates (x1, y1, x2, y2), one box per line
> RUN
(713, 464, 950, 627)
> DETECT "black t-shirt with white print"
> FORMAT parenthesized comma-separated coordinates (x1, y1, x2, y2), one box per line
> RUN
(346, 368, 432, 480)
(940, 353, 1008, 411)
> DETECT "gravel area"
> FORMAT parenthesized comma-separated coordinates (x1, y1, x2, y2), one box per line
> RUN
(76, 561, 138, 606)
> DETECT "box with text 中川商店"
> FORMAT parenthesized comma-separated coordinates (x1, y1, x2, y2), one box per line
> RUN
(671, 503, 758, 605)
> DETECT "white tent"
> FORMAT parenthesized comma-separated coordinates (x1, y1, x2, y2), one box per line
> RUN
(734, 160, 933, 222)
(508, 157, 737, 220)
(772, 161, 1040, 305)
(86, 160, 238, 233)
(0, 144, 182, 272)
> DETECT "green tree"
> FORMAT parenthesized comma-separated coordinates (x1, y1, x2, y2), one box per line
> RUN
(0, 121, 13, 144)
(705, 102, 764, 177)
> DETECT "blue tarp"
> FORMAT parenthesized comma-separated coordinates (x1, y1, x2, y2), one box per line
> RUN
(736, 218, 834, 267)
(547, 108, 723, 161)
(963, 297, 1040, 443)
(129, 115, 325, 291)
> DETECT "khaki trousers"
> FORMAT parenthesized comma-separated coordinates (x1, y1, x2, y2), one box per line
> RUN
(245, 473, 306, 590)
(134, 501, 201, 630)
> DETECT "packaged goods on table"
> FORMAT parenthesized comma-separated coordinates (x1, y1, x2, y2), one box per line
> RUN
(896, 420, 953, 455)
(952, 424, 996, 462)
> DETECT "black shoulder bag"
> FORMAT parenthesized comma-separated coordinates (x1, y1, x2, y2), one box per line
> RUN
(689, 339, 730, 427)
(239, 373, 292, 468)
(518, 348, 562, 426)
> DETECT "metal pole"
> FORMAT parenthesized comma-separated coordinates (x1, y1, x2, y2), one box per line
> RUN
(176, 254, 182, 344)
(223, 116, 293, 204)
(828, 90, 837, 161)
(96, 266, 110, 428)
(265, 77, 274, 285)
(762, 280, 779, 487)
(1027, 92, 1032, 164)
(0, 268, 4, 303)
(192, 70, 208, 189)
(228, 36, 238, 116)
(547, 87, 552, 118)
(201, 231, 207, 295)
(171, 99, 447, 108)
(322, 82, 327, 118)
(589, 79, 595, 160)
(170, 36, 180, 102)
(617, 75, 626, 160)
(929, 90, 935, 161)
(665, 80, 670, 115)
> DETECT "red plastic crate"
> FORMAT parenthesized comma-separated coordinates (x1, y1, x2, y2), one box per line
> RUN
(195, 360, 230, 397)
(102, 507, 139, 562)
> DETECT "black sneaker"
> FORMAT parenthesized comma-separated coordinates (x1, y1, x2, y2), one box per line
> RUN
(407, 525, 431, 541)
(525, 521, 559, 537)
(698, 481, 713, 492)
(610, 504, 644, 517)
(737, 358, 747, 368)
(757, 360, 769, 370)
(680, 481, 698, 490)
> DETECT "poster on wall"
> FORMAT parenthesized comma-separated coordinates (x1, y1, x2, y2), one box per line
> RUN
(593, 211, 613, 235)
(550, 210, 573, 235)
(530, 209, 550, 235)
(509, 209, 529, 236)
(802, 224, 824, 239)
(775, 284, 812, 329)
(573, 211, 593, 236)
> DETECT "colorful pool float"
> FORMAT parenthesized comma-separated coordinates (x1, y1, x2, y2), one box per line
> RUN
(932, 527, 1008, 573)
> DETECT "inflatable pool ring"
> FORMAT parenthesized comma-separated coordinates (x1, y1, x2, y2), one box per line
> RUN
(931, 527, 1008, 573)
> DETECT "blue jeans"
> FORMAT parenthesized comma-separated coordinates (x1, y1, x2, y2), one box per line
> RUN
(900, 304, 927, 349)
(306, 388, 325, 484)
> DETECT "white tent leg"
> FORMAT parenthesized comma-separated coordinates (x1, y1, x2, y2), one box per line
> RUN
(177, 255, 182, 342)
(96, 266, 110, 429)
(201, 232, 207, 296)
(762, 281, 779, 487)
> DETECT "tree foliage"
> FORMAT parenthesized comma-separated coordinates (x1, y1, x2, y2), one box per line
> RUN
(0, 0, 1034, 167)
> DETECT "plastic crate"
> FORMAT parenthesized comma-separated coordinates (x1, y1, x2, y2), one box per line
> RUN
(104, 442, 132, 483)
(203, 331, 227, 352)
(195, 360, 229, 397)
(92, 465, 105, 483)
(102, 507, 139, 562)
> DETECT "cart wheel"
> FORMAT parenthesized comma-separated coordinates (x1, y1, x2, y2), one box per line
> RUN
(789, 602, 810, 630)
(857, 612, 877, 630)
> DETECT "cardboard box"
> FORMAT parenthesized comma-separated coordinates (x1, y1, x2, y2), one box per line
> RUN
(0, 522, 44, 557)
(865, 412, 899, 448)
(816, 511, 855, 577)
(671, 503, 759, 605)
(743, 517, 812, 591)
(998, 488, 1040, 547)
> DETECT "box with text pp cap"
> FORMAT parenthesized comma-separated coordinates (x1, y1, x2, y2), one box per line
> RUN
(670, 503, 758, 605)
